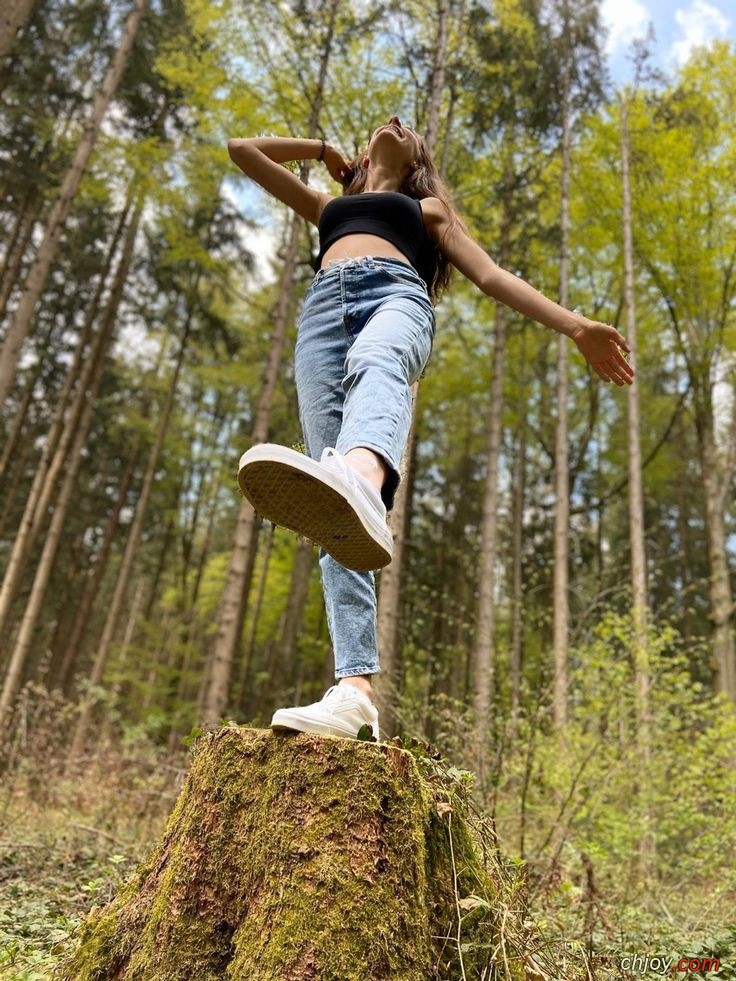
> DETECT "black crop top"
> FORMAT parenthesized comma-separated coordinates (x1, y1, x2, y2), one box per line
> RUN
(314, 191, 438, 288)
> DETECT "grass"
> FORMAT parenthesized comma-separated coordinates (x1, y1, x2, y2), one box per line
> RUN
(0, 734, 183, 980)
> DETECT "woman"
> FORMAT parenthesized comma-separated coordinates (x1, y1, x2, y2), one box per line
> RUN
(228, 116, 634, 742)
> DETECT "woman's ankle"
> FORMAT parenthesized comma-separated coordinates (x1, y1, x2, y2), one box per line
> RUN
(343, 448, 387, 492)
(338, 676, 373, 700)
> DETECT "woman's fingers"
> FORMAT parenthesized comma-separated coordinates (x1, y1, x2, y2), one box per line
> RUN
(613, 351, 635, 380)
(592, 357, 633, 386)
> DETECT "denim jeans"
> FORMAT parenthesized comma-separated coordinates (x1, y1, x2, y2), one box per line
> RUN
(294, 256, 435, 678)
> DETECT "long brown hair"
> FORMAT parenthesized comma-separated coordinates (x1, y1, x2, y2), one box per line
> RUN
(341, 130, 460, 302)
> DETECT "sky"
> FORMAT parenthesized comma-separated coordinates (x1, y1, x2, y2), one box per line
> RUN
(601, 0, 734, 80)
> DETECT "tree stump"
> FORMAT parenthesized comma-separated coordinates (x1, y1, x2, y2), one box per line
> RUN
(59, 727, 538, 980)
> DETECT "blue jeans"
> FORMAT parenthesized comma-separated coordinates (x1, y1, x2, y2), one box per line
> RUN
(294, 256, 436, 678)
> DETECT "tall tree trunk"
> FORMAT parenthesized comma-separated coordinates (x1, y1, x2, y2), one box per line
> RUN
(621, 89, 654, 871)
(376, 0, 454, 737)
(202, 217, 301, 727)
(472, 187, 512, 770)
(0, 0, 36, 60)
(201, 0, 340, 726)
(235, 525, 276, 710)
(0, 199, 140, 727)
(697, 392, 736, 699)
(620, 91, 650, 715)
(0, 198, 26, 311)
(166, 463, 226, 751)
(275, 536, 315, 690)
(0, 193, 42, 324)
(472, 303, 506, 768)
(675, 428, 693, 643)
(0, 0, 147, 407)
(375, 393, 417, 735)
(98, 577, 147, 743)
(1, 390, 105, 721)
(552, 61, 571, 730)
(0, 196, 134, 646)
(509, 327, 529, 735)
(69, 321, 191, 757)
(50, 455, 136, 694)
(424, 0, 451, 153)
(0, 362, 37, 491)
(0, 412, 35, 541)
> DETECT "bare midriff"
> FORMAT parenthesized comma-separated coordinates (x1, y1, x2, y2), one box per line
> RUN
(320, 234, 411, 269)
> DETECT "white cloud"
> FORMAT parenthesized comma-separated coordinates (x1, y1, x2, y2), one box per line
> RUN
(600, 0, 651, 54)
(670, 0, 731, 64)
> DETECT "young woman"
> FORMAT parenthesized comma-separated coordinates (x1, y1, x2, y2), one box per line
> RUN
(228, 116, 634, 742)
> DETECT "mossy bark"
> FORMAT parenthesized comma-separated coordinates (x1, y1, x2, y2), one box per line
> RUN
(58, 728, 533, 980)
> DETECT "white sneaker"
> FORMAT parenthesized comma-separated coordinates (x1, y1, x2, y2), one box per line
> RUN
(237, 443, 393, 572)
(271, 684, 380, 741)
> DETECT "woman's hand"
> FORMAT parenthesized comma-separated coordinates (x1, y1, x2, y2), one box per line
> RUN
(322, 144, 350, 184)
(571, 320, 635, 386)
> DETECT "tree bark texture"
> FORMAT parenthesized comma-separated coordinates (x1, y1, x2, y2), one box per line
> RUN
(59, 728, 535, 981)
(375, 393, 417, 732)
(424, 0, 451, 154)
(0, 192, 42, 324)
(472, 298, 507, 763)
(236, 523, 275, 714)
(0, 0, 36, 60)
(620, 91, 651, 729)
(697, 393, 736, 699)
(51, 455, 136, 694)
(274, 536, 315, 686)
(552, 60, 571, 730)
(509, 329, 529, 734)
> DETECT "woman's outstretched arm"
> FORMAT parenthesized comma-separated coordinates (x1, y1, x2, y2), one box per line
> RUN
(227, 136, 348, 225)
(421, 198, 634, 386)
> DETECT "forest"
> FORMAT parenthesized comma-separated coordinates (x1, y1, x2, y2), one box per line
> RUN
(0, 0, 735, 976)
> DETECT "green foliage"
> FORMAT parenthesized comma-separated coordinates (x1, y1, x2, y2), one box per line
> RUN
(397, 607, 736, 962)
(0, 846, 134, 981)
(489, 612, 735, 963)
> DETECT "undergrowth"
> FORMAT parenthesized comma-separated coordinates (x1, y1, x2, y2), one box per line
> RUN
(0, 704, 183, 980)
(397, 613, 736, 977)
(2, 617, 735, 981)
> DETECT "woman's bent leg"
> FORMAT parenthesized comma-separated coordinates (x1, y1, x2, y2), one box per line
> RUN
(336, 289, 434, 510)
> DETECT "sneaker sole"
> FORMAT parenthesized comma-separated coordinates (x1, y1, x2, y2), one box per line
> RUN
(271, 711, 377, 740)
(238, 445, 392, 572)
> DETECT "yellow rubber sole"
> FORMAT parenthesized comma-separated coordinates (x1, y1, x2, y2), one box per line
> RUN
(237, 446, 392, 572)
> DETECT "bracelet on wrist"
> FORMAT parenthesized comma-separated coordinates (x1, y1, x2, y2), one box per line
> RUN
(318, 138, 326, 162)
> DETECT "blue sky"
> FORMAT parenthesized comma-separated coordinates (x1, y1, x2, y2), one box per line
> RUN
(602, 0, 734, 80)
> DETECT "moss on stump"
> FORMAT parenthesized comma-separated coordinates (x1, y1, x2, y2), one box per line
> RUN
(58, 727, 541, 980)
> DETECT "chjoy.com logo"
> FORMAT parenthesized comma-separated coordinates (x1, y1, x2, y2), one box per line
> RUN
(619, 953, 721, 974)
